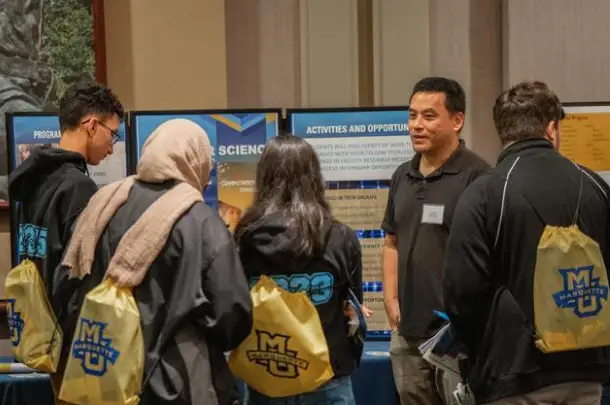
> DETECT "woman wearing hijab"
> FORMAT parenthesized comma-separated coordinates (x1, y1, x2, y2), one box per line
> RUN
(56, 118, 253, 405)
(234, 134, 364, 405)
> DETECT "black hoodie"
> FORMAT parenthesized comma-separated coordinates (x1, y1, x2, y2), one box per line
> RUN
(237, 213, 363, 379)
(8, 147, 98, 309)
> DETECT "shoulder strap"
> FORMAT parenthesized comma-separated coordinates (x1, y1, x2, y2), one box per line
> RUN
(494, 158, 586, 249)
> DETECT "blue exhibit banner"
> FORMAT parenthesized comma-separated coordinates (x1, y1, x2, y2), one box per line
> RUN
(290, 108, 413, 337)
(291, 109, 413, 182)
(292, 109, 411, 138)
(131, 111, 280, 232)
(9, 114, 129, 188)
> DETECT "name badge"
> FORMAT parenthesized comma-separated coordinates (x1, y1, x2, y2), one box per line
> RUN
(422, 204, 444, 225)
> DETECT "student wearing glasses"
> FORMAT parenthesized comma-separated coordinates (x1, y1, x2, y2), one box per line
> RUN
(8, 80, 124, 405)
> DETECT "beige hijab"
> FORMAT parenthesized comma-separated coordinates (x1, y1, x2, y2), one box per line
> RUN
(61, 118, 213, 287)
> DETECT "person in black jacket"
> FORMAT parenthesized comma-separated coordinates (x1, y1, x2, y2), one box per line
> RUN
(8, 81, 123, 403)
(9, 81, 123, 294)
(443, 81, 610, 405)
(58, 118, 253, 405)
(235, 134, 363, 405)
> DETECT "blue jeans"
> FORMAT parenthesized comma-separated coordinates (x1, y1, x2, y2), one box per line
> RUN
(245, 376, 356, 405)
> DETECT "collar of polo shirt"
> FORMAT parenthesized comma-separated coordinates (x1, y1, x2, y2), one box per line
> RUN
(407, 139, 466, 179)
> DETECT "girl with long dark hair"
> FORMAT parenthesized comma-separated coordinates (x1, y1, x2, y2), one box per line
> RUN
(234, 134, 364, 405)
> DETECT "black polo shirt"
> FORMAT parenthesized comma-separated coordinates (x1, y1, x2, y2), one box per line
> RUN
(381, 141, 490, 339)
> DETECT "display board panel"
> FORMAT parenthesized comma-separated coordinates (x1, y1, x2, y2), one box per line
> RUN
(130, 109, 280, 232)
(6, 112, 131, 267)
(287, 107, 413, 338)
(560, 102, 610, 185)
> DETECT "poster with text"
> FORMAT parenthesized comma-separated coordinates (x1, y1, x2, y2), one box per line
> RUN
(289, 108, 413, 337)
(131, 111, 280, 232)
(8, 114, 129, 188)
(560, 103, 610, 185)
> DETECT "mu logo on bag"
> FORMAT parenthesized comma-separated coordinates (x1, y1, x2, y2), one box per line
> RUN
(552, 264, 609, 318)
(71, 318, 121, 376)
(6, 299, 25, 346)
(246, 330, 310, 379)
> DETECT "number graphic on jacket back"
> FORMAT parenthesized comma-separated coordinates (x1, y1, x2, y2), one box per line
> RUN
(18, 223, 48, 259)
(250, 273, 335, 305)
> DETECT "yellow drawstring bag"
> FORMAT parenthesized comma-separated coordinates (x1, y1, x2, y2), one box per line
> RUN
(4, 259, 62, 372)
(229, 275, 334, 397)
(534, 225, 610, 352)
(496, 157, 610, 353)
(59, 277, 144, 405)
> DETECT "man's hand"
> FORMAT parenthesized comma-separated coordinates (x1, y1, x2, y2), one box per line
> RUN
(362, 305, 374, 318)
(384, 298, 401, 331)
(344, 303, 374, 317)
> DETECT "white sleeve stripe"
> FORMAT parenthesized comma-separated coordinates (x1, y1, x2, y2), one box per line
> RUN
(494, 157, 521, 249)
(580, 168, 608, 199)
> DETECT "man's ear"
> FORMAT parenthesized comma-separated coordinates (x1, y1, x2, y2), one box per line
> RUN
(452, 112, 465, 132)
(88, 120, 98, 137)
(545, 121, 559, 149)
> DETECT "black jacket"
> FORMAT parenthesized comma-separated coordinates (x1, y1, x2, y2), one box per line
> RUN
(443, 139, 610, 403)
(58, 181, 253, 405)
(237, 214, 363, 379)
(8, 147, 98, 306)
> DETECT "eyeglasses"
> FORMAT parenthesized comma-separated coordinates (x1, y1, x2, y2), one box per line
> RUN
(81, 118, 121, 144)
(100, 121, 121, 145)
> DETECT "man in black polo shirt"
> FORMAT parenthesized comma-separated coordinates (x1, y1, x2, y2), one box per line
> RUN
(381, 77, 490, 405)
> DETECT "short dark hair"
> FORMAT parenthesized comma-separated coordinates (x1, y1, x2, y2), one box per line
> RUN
(234, 133, 332, 257)
(493, 81, 564, 145)
(58, 80, 125, 132)
(410, 77, 466, 115)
